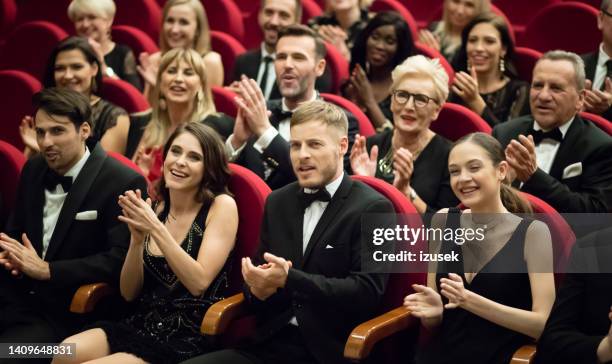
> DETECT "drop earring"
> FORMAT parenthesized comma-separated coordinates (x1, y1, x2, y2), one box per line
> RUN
(499, 57, 505, 75)
(159, 96, 167, 111)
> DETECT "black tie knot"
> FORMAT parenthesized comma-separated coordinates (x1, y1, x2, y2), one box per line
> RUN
(263, 55, 273, 64)
(299, 188, 331, 209)
(530, 128, 563, 145)
(44, 170, 72, 192)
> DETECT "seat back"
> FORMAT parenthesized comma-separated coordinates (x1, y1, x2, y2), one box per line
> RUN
(370, 0, 419, 39)
(210, 31, 247, 86)
(14, 0, 73, 33)
(523, 2, 599, 54)
(0, 0, 16, 38)
(100, 78, 151, 114)
(0, 70, 42, 149)
(494, 0, 560, 31)
(114, 0, 162, 43)
(414, 42, 455, 85)
(0, 139, 25, 225)
(320, 93, 375, 137)
(211, 86, 238, 118)
(430, 102, 492, 142)
(514, 47, 542, 83)
(111, 25, 159, 57)
(398, 0, 443, 28)
(580, 111, 612, 137)
(0, 21, 68, 80)
(301, 0, 323, 23)
(324, 42, 350, 94)
(203, 0, 245, 45)
(227, 163, 271, 293)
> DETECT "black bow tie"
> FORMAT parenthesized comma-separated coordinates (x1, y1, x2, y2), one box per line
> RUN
(44, 170, 72, 192)
(299, 188, 331, 209)
(530, 128, 563, 145)
(274, 109, 293, 122)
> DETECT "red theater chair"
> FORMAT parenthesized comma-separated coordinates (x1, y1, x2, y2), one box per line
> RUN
(398, 0, 443, 28)
(211, 86, 238, 118)
(494, 0, 560, 44)
(0, 70, 42, 150)
(203, 0, 245, 45)
(210, 30, 247, 86)
(111, 25, 159, 57)
(370, 0, 419, 39)
(114, 0, 162, 44)
(430, 103, 492, 142)
(580, 111, 612, 137)
(0, 0, 16, 38)
(514, 47, 542, 83)
(324, 42, 350, 94)
(14, 0, 72, 34)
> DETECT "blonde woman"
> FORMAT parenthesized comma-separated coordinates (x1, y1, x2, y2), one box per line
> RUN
(138, 0, 224, 99)
(134, 48, 233, 182)
(68, 0, 142, 90)
(419, 0, 490, 64)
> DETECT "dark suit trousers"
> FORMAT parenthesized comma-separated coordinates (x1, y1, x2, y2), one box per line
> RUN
(181, 325, 317, 364)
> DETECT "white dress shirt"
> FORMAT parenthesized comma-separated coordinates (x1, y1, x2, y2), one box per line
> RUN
(593, 43, 611, 91)
(289, 172, 344, 326)
(42, 147, 90, 258)
(533, 118, 574, 174)
(256, 43, 276, 100)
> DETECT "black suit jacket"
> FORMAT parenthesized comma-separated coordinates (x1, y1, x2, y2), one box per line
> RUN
(243, 175, 394, 364)
(232, 47, 333, 100)
(581, 51, 612, 120)
(234, 98, 359, 190)
(1, 141, 147, 335)
(492, 114, 612, 213)
(536, 228, 612, 364)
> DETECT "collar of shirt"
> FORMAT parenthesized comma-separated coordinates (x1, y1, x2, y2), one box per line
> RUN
(598, 43, 611, 68)
(533, 116, 574, 139)
(281, 91, 319, 113)
(49, 146, 90, 193)
(260, 42, 275, 60)
(304, 172, 343, 200)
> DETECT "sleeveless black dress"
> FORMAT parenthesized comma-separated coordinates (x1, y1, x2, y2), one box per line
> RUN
(417, 208, 533, 364)
(96, 202, 232, 363)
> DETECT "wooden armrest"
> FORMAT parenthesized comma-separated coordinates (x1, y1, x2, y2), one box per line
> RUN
(510, 344, 536, 364)
(344, 306, 415, 361)
(201, 293, 247, 335)
(69, 283, 114, 314)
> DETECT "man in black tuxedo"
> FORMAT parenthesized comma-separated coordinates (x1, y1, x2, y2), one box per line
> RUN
(0, 88, 147, 355)
(184, 100, 394, 364)
(536, 227, 612, 364)
(492, 50, 612, 213)
(227, 24, 358, 190)
(581, 0, 612, 120)
(230, 0, 331, 100)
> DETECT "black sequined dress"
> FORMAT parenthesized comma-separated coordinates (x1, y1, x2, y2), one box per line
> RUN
(96, 202, 231, 363)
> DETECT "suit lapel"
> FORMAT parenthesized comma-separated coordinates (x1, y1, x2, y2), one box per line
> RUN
(27, 162, 47, 255)
(289, 187, 305, 269)
(44, 144, 107, 261)
(582, 52, 598, 81)
(302, 175, 352, 267)
(548, 116, 583, 180)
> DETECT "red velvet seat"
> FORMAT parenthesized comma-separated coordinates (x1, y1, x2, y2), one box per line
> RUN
(211, 86, 238, 118)
(0, 70, 42, 150)
(0, 0, 16, 38)
(100, 78, 151, 114)
(107, 151, 146, 177)
(14, 0, 73, 34)
(370, 0, 419, 39)
(111, 25, 159, 57)
(580, 111, 612, 137)
(494, 0, 560, 45)
(514, 47, 542, 83)
(233, 0, 259, 17)
(398, 0, 443, 29)
(0, 139, 25, 224)
(0, 21, 68, 81)
(523, 2, 599, 54)
(210, 30, 247, 86)
(324, 42, 350, 94)
(114, 0, 162, 45)
(203, 0, 245, 45)
(320, 93, 375, 137)
(414, 42, 455, 85)
(301, 0, 323, 23)
(241, 10, 263, 51)
(430, 102, 492, 142)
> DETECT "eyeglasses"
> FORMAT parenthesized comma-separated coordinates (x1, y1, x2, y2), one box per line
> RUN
(392, 90, 437, 108)
(602, 8, 612, 18)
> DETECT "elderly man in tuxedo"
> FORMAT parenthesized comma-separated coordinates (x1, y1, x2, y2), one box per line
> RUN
(0, 88, 146, 360)
(227, 24, 358, 190)
(581, 0, 612, 120)
(184, 100, 394, 364)
(492, 50, 612, 213)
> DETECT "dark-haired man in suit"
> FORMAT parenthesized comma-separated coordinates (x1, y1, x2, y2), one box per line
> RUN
(493, 50, 612, 213)
(581, 0, 612, 120)
(0, 88, 147, 358)
(184, 100, 393, 364)
(227, 24, 357, 190)
(230, 0, 331, 100)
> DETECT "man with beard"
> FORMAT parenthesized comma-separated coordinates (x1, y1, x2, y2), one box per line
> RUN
(227, 24, 358, 189)
(229, 0, 331, 100)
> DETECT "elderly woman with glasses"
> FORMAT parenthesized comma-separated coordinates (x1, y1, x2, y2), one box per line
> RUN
(350, 55, 458, 213)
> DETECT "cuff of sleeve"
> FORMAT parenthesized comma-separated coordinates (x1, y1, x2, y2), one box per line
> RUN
(226, 134, 247, 160)
(254, 127, 279, 154)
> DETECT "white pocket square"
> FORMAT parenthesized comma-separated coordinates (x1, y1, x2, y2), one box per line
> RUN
(562, 162, 582, 179)
(75, 210, 98, 221)
(325, 244, 334, 249)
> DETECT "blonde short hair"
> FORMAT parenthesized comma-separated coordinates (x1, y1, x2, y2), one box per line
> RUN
(160, 0, 211, 54)
(142, 48, 216, 148)
(68, 0, 116, 20)
(391, 55, 449, 103)
(291, 100, 348, 136)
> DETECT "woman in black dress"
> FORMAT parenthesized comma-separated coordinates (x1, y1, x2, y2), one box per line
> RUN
(68, 0, 142, 90)
(350, 54, 458, 213)
(450, 13, 530, 126)
(133, 48, 234, 182)
(54, 122, 238, 364)
(404, 132, 556, 364)
(343, 11, 414, 131)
